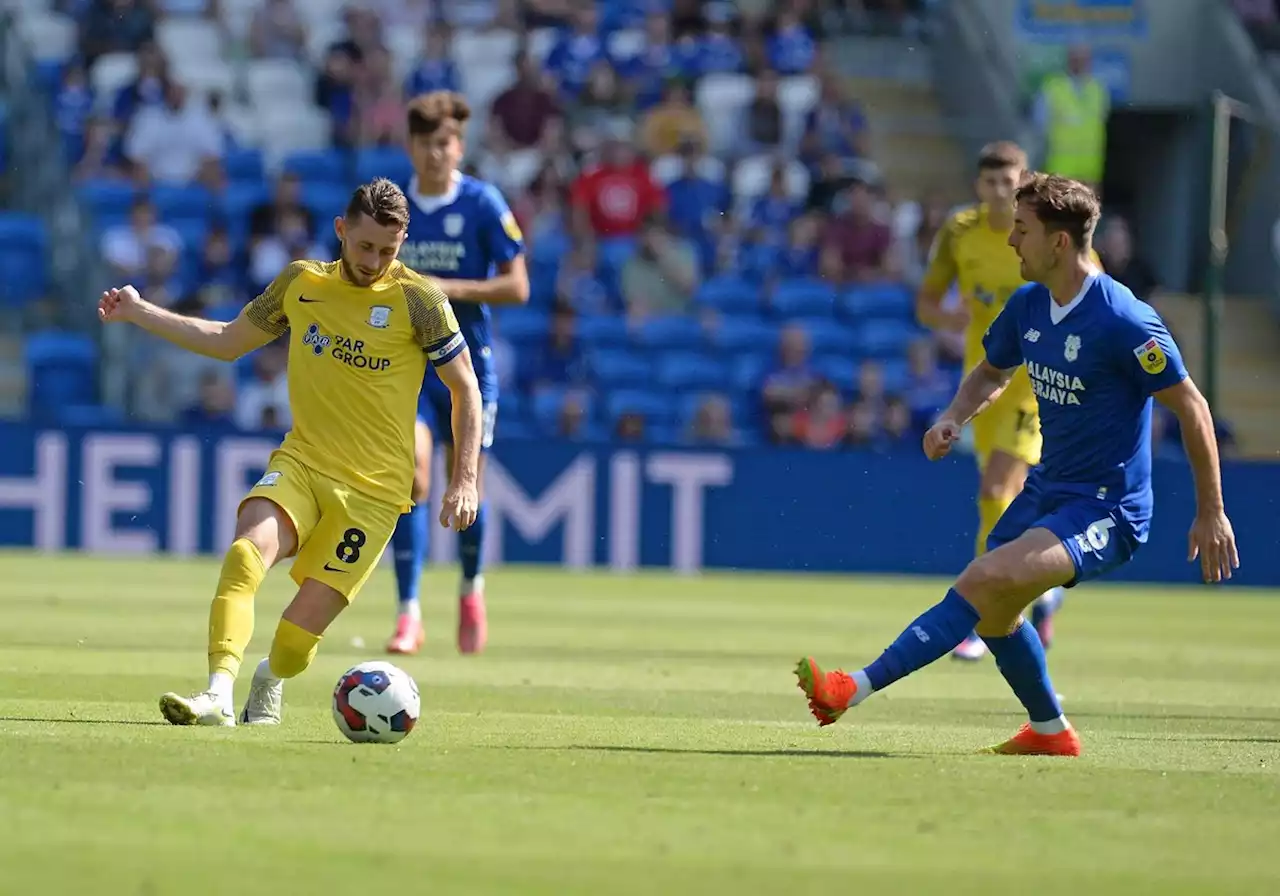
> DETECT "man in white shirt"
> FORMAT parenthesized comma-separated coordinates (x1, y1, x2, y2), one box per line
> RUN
(124, 82, 223, 183)
(100, 196, 183, 281)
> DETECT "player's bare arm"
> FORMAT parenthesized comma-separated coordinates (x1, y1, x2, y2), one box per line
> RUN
(438, 256, 530, 305)
(1154, 378, 1240, 582)
(924, 360, 1015, 460)
(434, 346, 482, 531)
(915, 223, 969, 332)
(98, 285, 275, 361)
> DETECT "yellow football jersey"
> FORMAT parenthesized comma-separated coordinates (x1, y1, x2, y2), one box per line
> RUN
(245, 259, 464, 509)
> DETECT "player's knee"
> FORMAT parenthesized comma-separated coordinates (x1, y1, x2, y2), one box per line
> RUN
(235, 499, 297, 565)
(977, 479, 1019, 503)
(955, 554, 1020, 609)
(268, 618, 321, 680)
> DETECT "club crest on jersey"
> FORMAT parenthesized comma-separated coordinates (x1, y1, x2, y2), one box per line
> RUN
(443, 214, 464, 237)
(1133, 337, 1167, 374)
(1064, 334, 1081, 362)
(368, 305, 391, 328)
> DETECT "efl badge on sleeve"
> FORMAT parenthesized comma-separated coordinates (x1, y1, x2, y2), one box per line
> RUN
(501, 211, 524, 242)
(1133, 337, 1167, 374)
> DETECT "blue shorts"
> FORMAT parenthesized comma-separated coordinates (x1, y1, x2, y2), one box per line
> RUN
(417, 377, 497, 451)
(987, 474, 1141, 588)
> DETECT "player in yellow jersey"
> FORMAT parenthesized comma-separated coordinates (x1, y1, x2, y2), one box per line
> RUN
(97, 179, 483, 727)
(917, 143, 1069, 660)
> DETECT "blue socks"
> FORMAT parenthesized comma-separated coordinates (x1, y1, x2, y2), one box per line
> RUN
(864, 589, 981, 691)
(391, 503, 429, 617)
(982, 621, 1064, 724)
(458, 501, 487, 590)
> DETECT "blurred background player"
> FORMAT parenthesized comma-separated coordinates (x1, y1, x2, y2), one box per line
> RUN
(386, 91, 529, 656)
(98, 181, 482, 726)
(916, 142, 1065, 661)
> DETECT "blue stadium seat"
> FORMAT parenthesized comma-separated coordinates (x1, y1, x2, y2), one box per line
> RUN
(705, 314, 778, 354)
(355, 147, 413, 184)
(655, 352, 727, 391)
(283, 149, 347, 184)
(575, 314, 629, 347)
(729, 353, 770, 391)
(76, 180, 139, 220)
(529, 388, 596, 433)
(881, 358, 910, 394)
(605, 389, 673, 424)
(841, 282, 913, 321)
(797, 318, 858, 356)
(815, 355, 857, 389)
(770, 277, 836, 318)
(223, 148, 265, 182)
(588, 348, 651, 387)
(153, 184, 216, 222)
(695, 275, 761, 314)
(56, 403, 125, 427)
(494, 306, 548, 343)
(0, 249, 48, 307)
(630, 315, 704, 350)
(25, 332, 98, 419)
(170, 219, 209, 255)
(855, 319, 916, 359)
(302, 182, 352, 221)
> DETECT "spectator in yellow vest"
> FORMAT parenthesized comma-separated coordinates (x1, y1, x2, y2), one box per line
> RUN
(1033, 46, 1109, 190)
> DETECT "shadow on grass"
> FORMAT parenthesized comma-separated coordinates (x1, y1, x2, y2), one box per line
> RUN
(506, 744, 899, 759)
(1116, 733, 1280, 745)
(0, 715, 168, 727)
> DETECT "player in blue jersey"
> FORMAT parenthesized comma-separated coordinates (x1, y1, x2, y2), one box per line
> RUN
(386, 91, 529, 656)
(795, 173, 1238, 755)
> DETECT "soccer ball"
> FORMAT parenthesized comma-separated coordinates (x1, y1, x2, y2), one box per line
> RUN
(332, 661, 420, 744)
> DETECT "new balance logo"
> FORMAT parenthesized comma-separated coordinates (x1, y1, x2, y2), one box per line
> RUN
(911, 626, 930, 643)
(1024, 329, 1041, 343)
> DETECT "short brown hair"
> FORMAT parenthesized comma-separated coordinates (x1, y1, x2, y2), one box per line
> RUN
(406, 90, 471, 137)
(345, 178, 409, 229)
(977, 141, 1027, 172)
(1015, 172, 1101, 249)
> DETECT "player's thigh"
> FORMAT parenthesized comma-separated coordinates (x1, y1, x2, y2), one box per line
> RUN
(289, 485, 401, 604)
(412, 417, 433, 503)
(237, 453, 321, 564)
(959, 527, 1076, 634)
(1039, 500, 1138, 591)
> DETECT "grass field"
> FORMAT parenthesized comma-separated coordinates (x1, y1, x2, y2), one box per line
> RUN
(1, 552, 1279, 895)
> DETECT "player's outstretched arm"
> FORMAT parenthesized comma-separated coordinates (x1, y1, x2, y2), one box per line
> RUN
(98, 285, 276, 361)
(435, 347, 482, 531)
(924, 360, 1015, 460)
(915, 219, 968, 332)
(1154, 378, 1240, 582)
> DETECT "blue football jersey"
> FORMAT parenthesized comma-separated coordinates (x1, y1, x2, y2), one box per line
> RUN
(983, 273, 1189, 540)
(399, 173, 524, 396)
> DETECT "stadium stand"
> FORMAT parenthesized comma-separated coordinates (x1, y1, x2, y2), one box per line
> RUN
(5, 0, 965, 450)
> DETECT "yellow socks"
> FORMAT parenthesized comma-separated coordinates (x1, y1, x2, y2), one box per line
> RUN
(976, 495, 1014, 557)
(268, 618, 321, 679)
(207, 538, 267, 680)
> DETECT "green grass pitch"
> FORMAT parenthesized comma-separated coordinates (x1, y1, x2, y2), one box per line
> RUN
(1, 551, 1278, 895)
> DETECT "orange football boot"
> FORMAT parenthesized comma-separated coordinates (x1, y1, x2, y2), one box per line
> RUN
(983, 722, 1082, 756)
(794, 657, 858, 726)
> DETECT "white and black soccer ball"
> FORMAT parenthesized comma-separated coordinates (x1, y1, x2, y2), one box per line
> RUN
(332, 661, 420, 744)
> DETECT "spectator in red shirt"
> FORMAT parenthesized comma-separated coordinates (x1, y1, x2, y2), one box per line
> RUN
(570, 130, 665, 241)
(823, 179, 897, 283)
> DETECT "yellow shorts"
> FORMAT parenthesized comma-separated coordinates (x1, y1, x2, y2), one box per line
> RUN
(241, 450, 401, 602)
(972, 395, 1042, 469)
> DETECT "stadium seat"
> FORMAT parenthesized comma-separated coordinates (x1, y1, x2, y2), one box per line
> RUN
(881, 358, 910, 394)
(575, 314, 630, 347)
(245, 60, 312, 109)
(24, 331, 98, 418)
(156, 18, 225, 68)
(729, 354, 770, 391)
(655, 353, 728, 391)
(493, 306, 548, 343)
(605, 389, 673, 425)
(695, 73, 754, 155)
(799, 319, 859, 356)
(75, 180, 138, 221)
(222, 148, 265, 182)
(695, 275, 761, 314)
(56, 403, 124, 427)
(530, 388, 595, 432)
(174, 60, 235, 100)
(526, 28, 558, 63)
(302, 182, 352, 221)
(152, 184, 216, 222)
(705, 314, 778, 354)
(815, 355, 857, 389)
(18, 11, 75, 62)
(258, 106, 332, 162)
(778, 74, 819, 149)
(89, 53, 138, 105)
(841, 282, 913, 321)
(588, 348, 651, 388)
(732, 155, 809, 203)
(355, 147, 413, 185)
(452, 29, 521, 73)
(630, 315, 705, 351)
(770, 278, 836, 318)
(855, 319, 917, 359)
(283, 149, 347, 185)
(0, 248, 47, 307)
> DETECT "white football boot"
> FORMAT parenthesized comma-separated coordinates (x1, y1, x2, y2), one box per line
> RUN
(159, 690, 235, 727)
(239, 663, 283, 726)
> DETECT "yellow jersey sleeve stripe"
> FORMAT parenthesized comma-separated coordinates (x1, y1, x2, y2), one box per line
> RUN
(245, 260, 306, 337)
(396, 266, 463, 355)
